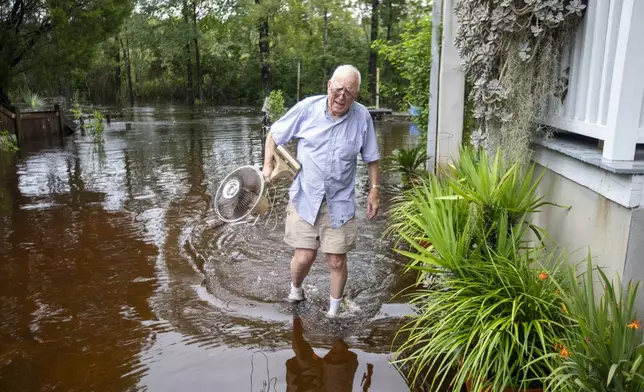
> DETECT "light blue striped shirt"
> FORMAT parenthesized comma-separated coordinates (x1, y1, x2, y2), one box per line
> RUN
(270, 95, 380, 229)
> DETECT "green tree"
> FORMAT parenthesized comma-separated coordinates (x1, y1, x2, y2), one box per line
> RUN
(5, 0, 420, 107)
(0, 0, 133, 105)
(372, 9, 431, 133)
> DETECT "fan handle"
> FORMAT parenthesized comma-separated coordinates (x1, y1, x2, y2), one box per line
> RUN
(270, 145, 301, 182)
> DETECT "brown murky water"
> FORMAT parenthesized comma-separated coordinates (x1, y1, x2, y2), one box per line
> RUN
(0, 106, 420, 392)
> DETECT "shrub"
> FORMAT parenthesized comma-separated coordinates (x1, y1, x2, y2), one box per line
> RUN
(0, 130, 19, 152)
(542, 255, 644, 391)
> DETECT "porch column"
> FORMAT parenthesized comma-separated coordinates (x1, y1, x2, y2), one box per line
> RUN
(602, 0, 644, 161)
(435, 0, 465, 165)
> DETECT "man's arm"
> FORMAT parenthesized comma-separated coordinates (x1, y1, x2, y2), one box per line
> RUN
(366, 160, 380, 219)
(262, 103, 305, 181)
(360, 112, 380, 220)
(262, 132, 282, 182)
(263, 132, 276, 169)
(367, 160, 379, 189)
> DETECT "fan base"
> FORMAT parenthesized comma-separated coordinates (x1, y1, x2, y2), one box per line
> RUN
(251, 196, 270, 215)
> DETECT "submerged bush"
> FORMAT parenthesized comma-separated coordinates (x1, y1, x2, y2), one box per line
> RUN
(0, 130, 19, 152)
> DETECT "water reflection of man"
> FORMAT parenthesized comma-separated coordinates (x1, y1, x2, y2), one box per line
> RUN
(262, 64, 381, 318)
(286, 317, 359, 392)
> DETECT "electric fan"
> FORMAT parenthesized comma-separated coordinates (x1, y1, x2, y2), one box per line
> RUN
(213, 145, 300, 223)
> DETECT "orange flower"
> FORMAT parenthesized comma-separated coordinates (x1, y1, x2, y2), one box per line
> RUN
(554, 289, 560, 295)
(554, 343, 569, 358)
(585, 337, 592, 343)
(538, 272, 549, 281)
(627, 320, 640, 330)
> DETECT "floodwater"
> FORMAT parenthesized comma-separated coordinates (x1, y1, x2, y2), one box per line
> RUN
(0, 106, 420, 392)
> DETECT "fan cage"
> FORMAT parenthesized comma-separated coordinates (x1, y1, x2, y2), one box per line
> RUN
(213, 165, 266, 223)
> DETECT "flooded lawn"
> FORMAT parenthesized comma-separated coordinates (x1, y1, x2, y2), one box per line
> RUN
(0, 106, 419, 391)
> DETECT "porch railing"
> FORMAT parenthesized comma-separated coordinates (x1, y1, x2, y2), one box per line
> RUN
(541, 0, 644, 161)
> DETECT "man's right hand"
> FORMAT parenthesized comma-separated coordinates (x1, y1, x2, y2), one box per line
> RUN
(262, 164, 273, 183)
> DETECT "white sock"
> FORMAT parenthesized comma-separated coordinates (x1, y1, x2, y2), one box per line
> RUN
(329, 295, 342, 314)
(291, 282, 302, 293)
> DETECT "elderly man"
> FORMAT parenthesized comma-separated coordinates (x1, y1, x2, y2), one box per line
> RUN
(262, 64, 380, 318)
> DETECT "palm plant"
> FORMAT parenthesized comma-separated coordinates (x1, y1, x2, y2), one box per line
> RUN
(385, 144, 428, 184)
(541, 255, 644, 391)
(384, 147, 558, 269)
(21, 91, 45, 110)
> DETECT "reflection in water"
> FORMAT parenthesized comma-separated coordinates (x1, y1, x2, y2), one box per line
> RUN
(286, 316, 359, 392)
(0, 106, 418, 391)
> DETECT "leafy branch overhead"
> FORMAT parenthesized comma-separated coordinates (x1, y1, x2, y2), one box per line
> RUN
(0, 0, 133, 104)
(454, 0, 586, 162)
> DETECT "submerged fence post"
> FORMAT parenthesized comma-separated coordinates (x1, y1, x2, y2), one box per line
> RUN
(14, 106, 23, 147)
(55, 104, 64, 139)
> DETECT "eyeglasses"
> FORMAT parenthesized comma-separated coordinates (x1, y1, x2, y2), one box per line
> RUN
(330, 85, 357, 100)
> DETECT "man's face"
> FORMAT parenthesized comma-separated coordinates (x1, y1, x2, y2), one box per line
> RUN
(327, 75, 359, 118)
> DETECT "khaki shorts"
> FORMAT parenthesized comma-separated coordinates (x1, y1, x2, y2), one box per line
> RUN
(284, 201, 357, 254)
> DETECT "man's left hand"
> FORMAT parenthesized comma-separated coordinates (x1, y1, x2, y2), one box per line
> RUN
(367, 189, 379, 220)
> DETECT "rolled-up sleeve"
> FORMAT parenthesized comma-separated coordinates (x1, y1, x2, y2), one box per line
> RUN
(270, 103, 306, 146)
(360, 114, 380, 163)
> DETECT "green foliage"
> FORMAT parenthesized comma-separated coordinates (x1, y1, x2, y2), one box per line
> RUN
(384, 147, 557, 259)
(384, 144, 427, 185)
(21, 91, 45, 110)
(87, 110, 106, 143)
(6, 0, 419, 107)
(542, 256, 644, 392)
(392, 237, 569, 391)
(1, 0, 134, 103)
(385, 147, 569, 390)
(72, 103, 84, 122)
(264, 90, 287, 123)
(372, 12, 431, 134)
(0, 130, 19, 153)
(72, 104, 105, 143)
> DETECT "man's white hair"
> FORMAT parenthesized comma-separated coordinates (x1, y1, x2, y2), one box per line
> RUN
(331, 65, 361, 88)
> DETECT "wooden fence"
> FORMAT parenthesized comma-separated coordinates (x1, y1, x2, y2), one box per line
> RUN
(0, 103, 73, 148)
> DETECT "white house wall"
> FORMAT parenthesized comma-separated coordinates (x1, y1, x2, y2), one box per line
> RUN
(533, 163, 632, 284)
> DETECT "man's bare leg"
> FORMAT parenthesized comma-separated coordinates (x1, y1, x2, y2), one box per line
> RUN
(326, 253, 347, 316)
(289, 248, 316, 302)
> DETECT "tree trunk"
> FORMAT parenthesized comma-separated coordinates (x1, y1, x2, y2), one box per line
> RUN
(115, 43, 121, 105)
(369, 0, 380, 101)
(256, 0, 271, 98)
(385, 0, 393, 80)
(67, 67, 73, 105)
(0, 86, 10, 106)
(183, 0, 195, 106)
(122, 38, 134, 108)
(323, 7, 329, 78)
(193, 0, 202, 102)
